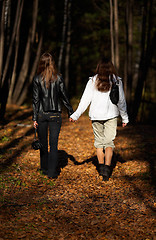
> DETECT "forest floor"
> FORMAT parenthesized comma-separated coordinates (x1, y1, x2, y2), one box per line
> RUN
(0, 105, 156, 240)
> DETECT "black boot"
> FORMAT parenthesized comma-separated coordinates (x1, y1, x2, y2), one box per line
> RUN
(98, 164, 104, 176)
(103, 165, 111, 181)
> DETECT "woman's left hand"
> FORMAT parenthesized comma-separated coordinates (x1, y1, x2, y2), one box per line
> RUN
(33, 121, 38, 129)
(122, 122, 127, 127)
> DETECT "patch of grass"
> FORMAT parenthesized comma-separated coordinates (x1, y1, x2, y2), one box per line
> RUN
(1, 136, 10, 142)
(47, 180, 55, 187)
(12, 163, 21, 171)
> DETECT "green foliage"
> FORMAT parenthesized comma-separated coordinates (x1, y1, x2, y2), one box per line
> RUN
(1, 136, 10, 142)
(0, 0, 155, 123)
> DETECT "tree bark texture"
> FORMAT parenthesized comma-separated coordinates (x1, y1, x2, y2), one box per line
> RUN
(65, 0, 71, 89)
(132, 0, 154, 122)
(114, 0, 119, 70)
(58, 0, 68, 73)
(12, 0, 38, 104)
(125, 0, 133, 112)
(0, 0, 21, 88)
(7, 0, 24, 104)
(17, 33, 43, 105)
(0, 0, 23, 119)
(0, 0, 5, 83)
(109, 0, 114, 64)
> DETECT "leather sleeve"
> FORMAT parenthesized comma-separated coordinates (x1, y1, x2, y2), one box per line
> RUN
(32, 76, 40, 121)
(59, 77, 74, 117)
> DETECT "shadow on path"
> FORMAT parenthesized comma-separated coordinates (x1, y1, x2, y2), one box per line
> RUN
(56, 150, 76, 177)
(118, 125, 156, 188)
(69, 151, 125, 178)
(0, 109, 33, 128)
(0, 127, 34, 172)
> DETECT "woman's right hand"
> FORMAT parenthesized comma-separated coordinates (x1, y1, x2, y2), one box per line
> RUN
(122, 122, 127, 127)
(33, 121, 38, 128)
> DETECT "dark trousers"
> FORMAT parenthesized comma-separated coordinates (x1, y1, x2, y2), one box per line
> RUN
(37, 111, 62, 177)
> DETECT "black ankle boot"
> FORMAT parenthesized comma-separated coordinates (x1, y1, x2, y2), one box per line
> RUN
(103, 165, 111, 181)
(98, 164, 104, 176)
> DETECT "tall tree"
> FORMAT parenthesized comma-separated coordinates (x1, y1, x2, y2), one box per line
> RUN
(0, 0, 22, 88)
(109, 0, 119, 69)
(12, 0, 38, 104)
(110, 0, 114, 64)
(58, 0, 68, 73)
(132, 0, 155, 122)
(0, 0, 5, 81)
(124, 0, 133, 111)
(17, 33, 43, 105)
(65, 0, 71, 89)
(114, 0, 119, 70)
(0, 0, 23, 119)
(7, 0, 24, 104)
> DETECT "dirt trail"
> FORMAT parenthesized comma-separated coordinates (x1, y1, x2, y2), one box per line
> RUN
(0, 106, 155, 240)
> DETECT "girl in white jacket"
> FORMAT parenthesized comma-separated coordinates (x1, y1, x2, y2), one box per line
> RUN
(70, 58, 129, 181)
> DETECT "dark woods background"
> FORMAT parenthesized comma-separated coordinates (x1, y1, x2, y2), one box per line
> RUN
(0, 0, 155, 124)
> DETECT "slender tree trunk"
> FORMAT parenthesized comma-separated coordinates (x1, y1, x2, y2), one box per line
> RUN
(65, 0, 71, 89)
(7, 0, 24, 104)
(110, 0, 114, 64)
(132, 0, 154, 122)
(29, 34, 43, 85)
(0, 0, 22, 88)
(0, 0, 22, 119)
(12, 0, 38, 104)
(0, 0, 5, 82)
(17, 33, 43, 105)
(114, 0, 119, 70)
(125, 0, 133, 113)
(58, 0, 68, 73)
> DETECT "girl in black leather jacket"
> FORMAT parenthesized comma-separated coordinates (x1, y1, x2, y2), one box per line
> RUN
(32, 53, 73, 178)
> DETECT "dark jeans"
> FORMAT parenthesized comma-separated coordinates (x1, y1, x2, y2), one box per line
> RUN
(37, 111, 62, 177)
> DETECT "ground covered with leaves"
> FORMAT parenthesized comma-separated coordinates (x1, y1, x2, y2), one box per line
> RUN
(0, 105, 156, 240)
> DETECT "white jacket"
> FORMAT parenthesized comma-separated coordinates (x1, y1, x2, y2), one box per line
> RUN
(70, 74, 129, 123)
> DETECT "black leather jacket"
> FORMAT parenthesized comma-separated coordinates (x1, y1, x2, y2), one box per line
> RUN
(32, 74, 73, 121)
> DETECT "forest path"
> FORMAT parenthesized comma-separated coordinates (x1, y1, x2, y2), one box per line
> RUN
(0, 105, 155, 240)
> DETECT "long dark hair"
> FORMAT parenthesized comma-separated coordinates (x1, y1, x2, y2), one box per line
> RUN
(37, 53, 58, 88)
(95, 57, 117, 92)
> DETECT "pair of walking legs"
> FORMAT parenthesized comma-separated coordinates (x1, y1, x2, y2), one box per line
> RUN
(97, 147, 113, 166)
(37, 112, 62, 178)
(97, 147, 113, 180)
(92, 118, 117, 180)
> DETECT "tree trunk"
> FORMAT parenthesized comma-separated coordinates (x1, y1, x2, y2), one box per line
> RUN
(0, 0, 21, 88)
(0, 0, 22, 119)
(17, 33, 43, 105)
(132, 0, 154, 122)
(0, 0, 5, 83)
(29, 34, 43, 85)
(58, 0, 68, 73)
(125, 0, 133, 113)
(7, 0, 24, 104)
(12, 0, 38, 104)
(65, 0, 71, 89)
(110, 0, 114, 64)
(114, 0, 119, 70)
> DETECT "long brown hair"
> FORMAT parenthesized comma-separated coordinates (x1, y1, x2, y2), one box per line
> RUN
(37, 53, 58, 88)
(96, 57, 117, 92)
